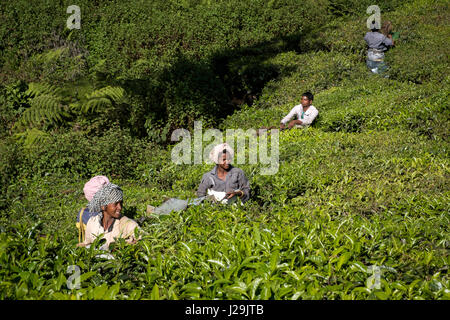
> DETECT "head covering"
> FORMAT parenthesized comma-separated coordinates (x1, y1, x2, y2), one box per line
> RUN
(209, 143, 234, 164)
(87, 183, 123, 213)
(381, 20, 393, 36)
(83, 176, 110, 201)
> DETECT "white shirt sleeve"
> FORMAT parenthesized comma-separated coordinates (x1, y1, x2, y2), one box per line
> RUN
(281, 105, 301, 125)
(301, 106, 319, 126)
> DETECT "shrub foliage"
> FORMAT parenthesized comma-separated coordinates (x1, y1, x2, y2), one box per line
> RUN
(0, 0, 448, 300)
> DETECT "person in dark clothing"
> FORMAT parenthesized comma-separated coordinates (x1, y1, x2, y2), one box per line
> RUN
(145, 143, 250, 218)
(197, 143, 250, 203)
(364, 21, 395, 74)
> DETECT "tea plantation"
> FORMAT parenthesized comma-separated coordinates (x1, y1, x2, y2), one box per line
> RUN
(0, 0, 448, 300)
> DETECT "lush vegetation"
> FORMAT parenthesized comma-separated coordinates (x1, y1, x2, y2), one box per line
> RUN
(0, 0, 448, 299)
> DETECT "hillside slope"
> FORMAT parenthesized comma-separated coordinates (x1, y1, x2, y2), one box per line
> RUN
(0, 0, 448, 299)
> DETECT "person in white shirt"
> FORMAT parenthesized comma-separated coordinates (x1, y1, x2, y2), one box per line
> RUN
(280, 92, 319, 129)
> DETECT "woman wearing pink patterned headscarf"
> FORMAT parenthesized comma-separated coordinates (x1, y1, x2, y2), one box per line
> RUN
(76, 176, 110, 243)
(83, 175, 110, 201)
(77, 176, 140, 248)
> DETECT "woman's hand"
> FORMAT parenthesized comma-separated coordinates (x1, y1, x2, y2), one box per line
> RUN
(226, 190, 244, 199)
(126, 238, 138, 245)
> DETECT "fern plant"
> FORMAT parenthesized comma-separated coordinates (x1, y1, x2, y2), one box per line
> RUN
(15, 82, 69, 128)
(14, 128, 50, 150)
(81, 86, 125, 113)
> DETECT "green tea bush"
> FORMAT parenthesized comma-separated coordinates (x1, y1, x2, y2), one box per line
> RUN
(223, 67, 448, 139)
(0, 137, 26, 210)
(313, 0, 450, 83)
(315, 79, 450, 138)
(0, 0, 448, 301)
(364, 0, 449, 84)
(1, 187, 447, 299)
(248, 128, 448, 208)
(18, 46, 88, 84)
(0, 0, 333, 139)
(220, 50, 370, 130)
(81, 0, 329, 75)
(0, 0, 65, 82)
(0, 81, 31, 137)
(257, 51, 369, 107)
(1, 121, 448, 299)
(326, 0, 414, 17)
(20, 126, 155, 179)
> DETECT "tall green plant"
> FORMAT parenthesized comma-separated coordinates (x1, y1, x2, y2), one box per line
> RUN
(16, 82, 69, 128)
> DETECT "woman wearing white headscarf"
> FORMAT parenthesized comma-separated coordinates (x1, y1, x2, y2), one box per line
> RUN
(197, 143, 250, 203)
(146, 143, 250, 217)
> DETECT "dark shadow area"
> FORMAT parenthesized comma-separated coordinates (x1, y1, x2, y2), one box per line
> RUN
(122, 205, 139, 220)
(113, 30, 323, 143)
